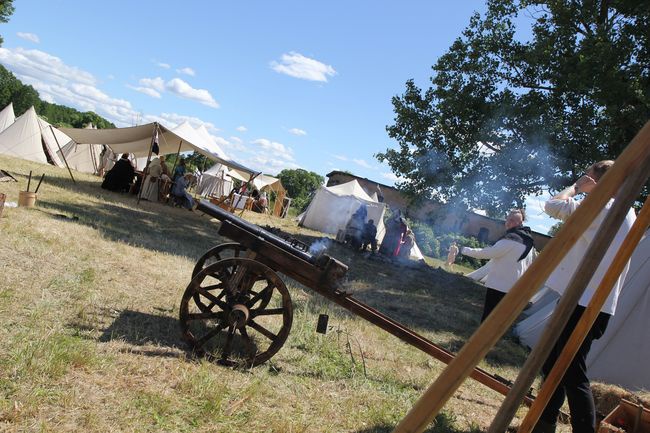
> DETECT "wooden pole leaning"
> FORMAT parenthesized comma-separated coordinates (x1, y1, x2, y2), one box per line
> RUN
(489, 150, 650, 433)
(49, 125, 76, 184)
(516, 194, 650, 433)
(137, 123, 158, 205)
(392, 120, 650, 433)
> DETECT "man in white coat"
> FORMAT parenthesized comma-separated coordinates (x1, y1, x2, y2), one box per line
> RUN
(461, 209, 536, 322)
(532, 160, 637, 433)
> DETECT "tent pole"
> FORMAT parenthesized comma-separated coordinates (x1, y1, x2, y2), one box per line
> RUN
(516, 194, 650, 433)
(137, 123, 158, 205)
(170, 139, 183, 178)
(49, 125, 76, 184)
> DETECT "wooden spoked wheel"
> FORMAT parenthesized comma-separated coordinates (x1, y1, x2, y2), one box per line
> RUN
(179, 258, 293, 367)
(191, 243, 248, 279)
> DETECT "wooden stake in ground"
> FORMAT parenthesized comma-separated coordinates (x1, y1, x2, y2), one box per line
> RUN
(49, 125, 76, 184)
(515, 195, 650, 433)
(391, 120, 650, 433)
(34, 173, 46, 194)
(26, 170, 32, 192)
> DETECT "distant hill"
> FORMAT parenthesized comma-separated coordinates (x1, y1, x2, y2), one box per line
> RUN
(0, 63, 115, 129)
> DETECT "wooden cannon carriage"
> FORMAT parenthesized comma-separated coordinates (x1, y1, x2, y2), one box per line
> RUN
(179, 199, 532, 403)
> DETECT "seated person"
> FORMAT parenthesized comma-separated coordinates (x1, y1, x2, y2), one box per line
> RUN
(252, 191, 268, 213)
(171, 173, 195, 210)
(361, 219, 378, 252)
(101, 153, 135, 192)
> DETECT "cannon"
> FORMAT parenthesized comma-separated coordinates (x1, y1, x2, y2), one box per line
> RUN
(179, 199, 533, 403)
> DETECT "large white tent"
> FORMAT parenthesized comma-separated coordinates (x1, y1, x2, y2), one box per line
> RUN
(54, 123, 105, 174)
(0, 102, 16, 133)
(0, 106, 64, 165)
(514, 231, 650, 391)
(60, 122, 259, 180)
(299, 179, 388, 245)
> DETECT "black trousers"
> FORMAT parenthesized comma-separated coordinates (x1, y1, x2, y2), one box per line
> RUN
(538, 305, 610, 433)
(481, 287, 506, 323)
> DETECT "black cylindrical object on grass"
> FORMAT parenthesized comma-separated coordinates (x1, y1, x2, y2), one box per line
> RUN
(34, 173, 46, 194)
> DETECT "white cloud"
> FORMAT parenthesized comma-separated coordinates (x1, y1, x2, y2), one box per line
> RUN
(139, 77, 165, 92)
(380, 172, 402, 183)
(128, 85, 161, 99)
(17, 32, 40, 43)
(270, 52, 336, 82)
(229, 136, 242, 144)
(288, 128, 307, 136)
(353, 158, 373, 169)
(332, 154, 348, 161)
(156, 61, 171, 69)
(0, 47, 96, 86)
(176, 67, 196, 76)
(251, 138, 294, 161)
(236, 126, 247, 132)
(165, 78, 219, 108)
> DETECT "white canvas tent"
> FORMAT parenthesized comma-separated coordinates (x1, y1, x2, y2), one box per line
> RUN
(0, 102, 16, 133)
(52, 122, 104, 174)
(0, 106, 64, 165)
(60, 122, 259, 181)
(299, 179, 392, 247)
(514, 231, 650, 391)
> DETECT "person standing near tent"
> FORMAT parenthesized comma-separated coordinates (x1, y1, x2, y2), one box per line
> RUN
(461, 209, 535, 323)
(531, 160, 637, 433)
(173, 158, 186, 182)
(141, 156, 163, 202)
(446, 241, 459, 269)
(398, 229, 416, 259)
(361, 219, 378, 252)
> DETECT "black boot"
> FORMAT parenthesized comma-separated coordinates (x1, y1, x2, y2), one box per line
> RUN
(531, 420, 557, 433)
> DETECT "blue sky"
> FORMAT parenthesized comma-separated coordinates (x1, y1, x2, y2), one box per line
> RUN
(0, 0, 557, 234)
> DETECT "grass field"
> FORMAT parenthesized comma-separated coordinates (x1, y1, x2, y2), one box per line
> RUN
(0, 155, 646, 433)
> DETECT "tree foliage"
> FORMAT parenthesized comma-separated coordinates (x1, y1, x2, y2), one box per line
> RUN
(377, 0, 650, 216)
(276, 168, 324, 210)
(0, 64, 115, 129)
(0, 0, 15, 46)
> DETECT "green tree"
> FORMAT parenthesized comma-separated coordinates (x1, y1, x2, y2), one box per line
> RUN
(377, 0, 650, 216)
(276, 168, 324, 210)
(547, 221, 563, 237)
(0, 0, 15, 46)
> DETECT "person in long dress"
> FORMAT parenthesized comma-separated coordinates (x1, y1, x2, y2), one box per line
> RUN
(141, 157, 162, 201)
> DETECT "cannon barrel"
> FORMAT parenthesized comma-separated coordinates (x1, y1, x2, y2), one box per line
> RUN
(197, 199, 317, 264)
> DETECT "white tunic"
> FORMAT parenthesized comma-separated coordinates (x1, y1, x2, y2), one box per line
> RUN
(544, 198, 636, 314)
(462, 239, 531, 294)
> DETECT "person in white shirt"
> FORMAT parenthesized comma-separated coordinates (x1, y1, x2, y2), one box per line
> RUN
(533, 160, 637, 433)
(462, 209, 535, 322)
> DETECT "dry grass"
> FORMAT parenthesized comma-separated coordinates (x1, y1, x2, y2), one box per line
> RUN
(0, 154, 646, 433)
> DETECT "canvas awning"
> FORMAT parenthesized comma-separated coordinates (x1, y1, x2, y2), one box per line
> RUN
(60, 122, 259, 180)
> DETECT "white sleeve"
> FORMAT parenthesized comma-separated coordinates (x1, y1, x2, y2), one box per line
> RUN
(466, 261, 490, 282)
(544, 198, 579, 221)
(461, 240, 517, 260)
